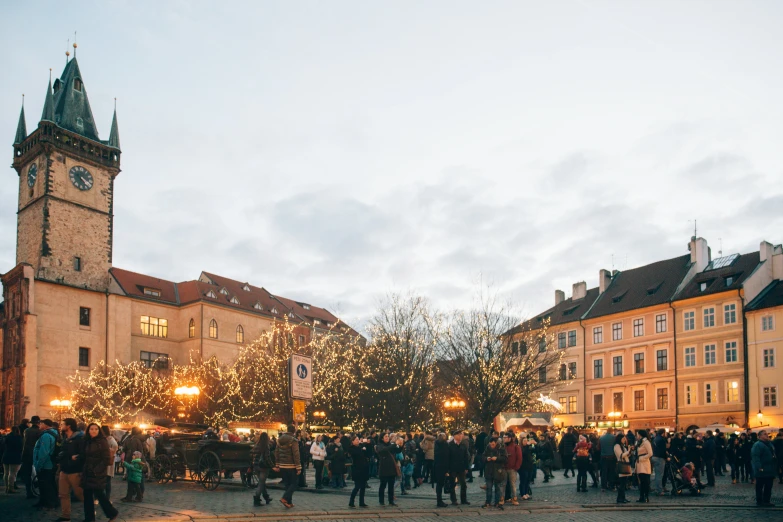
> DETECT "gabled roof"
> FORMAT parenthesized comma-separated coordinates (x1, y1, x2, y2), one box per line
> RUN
(190, 272, 292, 319)
(50, 58, 100, 142)
(747, 280, 783, 312)
(584, 254, 692, 320)
(110, 267, 179, 304)
(504, 287, 600, 337)
(674, 251, 760, 301)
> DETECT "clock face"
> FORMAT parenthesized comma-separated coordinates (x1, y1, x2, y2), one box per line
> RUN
(27, 163, 37, 187)
(69, 166, 93, 191)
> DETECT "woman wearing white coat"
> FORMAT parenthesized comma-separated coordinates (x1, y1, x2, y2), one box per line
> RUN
(310, 435, 327, 490)
(634, 430, 653, 503)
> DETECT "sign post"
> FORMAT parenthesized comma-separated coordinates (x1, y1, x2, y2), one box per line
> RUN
(288, 354, 313, 400)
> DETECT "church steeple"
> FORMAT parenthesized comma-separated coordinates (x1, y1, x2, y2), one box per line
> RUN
(50, 58, 100, 142)
(108, 105, 120, 150)
(14, 100, 27, 145)
(41, 72, 54, 122)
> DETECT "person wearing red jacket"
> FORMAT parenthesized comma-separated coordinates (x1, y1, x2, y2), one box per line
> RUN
(502, 432, 522, 505)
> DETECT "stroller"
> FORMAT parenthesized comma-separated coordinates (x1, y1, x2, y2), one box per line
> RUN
(666, 455, 701, 496)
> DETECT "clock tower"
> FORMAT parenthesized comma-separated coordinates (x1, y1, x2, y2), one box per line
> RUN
(12, 55, 121, 291)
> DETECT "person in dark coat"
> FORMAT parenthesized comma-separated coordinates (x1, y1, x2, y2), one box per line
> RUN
(558, 428, 577, 478)
(347, 435, 370, 508)
(80, 423, 119, 522)
(433, 432, 450, 507)
(2, 426, 23, 493)
(328, 438, 347, 488)
(251, 432, 274, 506)
(375, 433, 397, 506)
(447, 430, 470, 505)
(20, 416, 40, 498)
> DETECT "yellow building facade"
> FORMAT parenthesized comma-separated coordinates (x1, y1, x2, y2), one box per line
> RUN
(746, 280, 783, 429)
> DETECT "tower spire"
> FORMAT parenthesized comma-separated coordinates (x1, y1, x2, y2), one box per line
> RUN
(41, 69, 55, 122)
(14, 94, 27, 144)
(108, 98, 120, 149)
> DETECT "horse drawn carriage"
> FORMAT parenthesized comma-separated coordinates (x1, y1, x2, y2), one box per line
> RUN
(151, 423, 259, 490)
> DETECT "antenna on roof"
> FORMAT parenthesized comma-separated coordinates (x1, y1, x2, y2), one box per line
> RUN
(66, 38, 70, 62)
(611, 254, 614, 271)
(73, 31, 78, 57)
(718, 238, 723, 257)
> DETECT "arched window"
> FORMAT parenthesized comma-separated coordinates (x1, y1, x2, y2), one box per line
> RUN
(73, 78, 83, 92)
(236, 325, 244, 344)
(189, 318, 195, 338)
(209, 319, 218, 339)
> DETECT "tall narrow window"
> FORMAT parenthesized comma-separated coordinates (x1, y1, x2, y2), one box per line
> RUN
(763, 386, 778, 407)
(634, 390, 645, 411)
(763, 348, 775, 368)
(559, 364, 567, 380)
(703, 307, 715, 328)
(593, 326, 603, 344)
(559, 397, 567, 412)
(519, 340, 527, 355)
(656, 349, 668, 371)
(73, 78, 83, 91)
(634, 353, 645, 374)
(684, 311, 695, 331)
(236, 325, 244, 344)
(79, 307, 91, 326)
(726, 381, 739, 402)
(593, 359, 603, 379)
(78, 347, 89, 367)
(209, 319, 218, 339)
(567, 330, 577, 347)
(539, 337, 547, 353)
(705, 383, 713, 404)
(568, 362, 577, 378)
(73, 256, 82, 272)
(612, 322, 622, 341)
(593, 394, 603, 414)
(655, 313, 667, 333)
(685, 384, 694, 405)
(724, 303, 737, 324)
(568, 395, 577, 413)
(657, 388, 669, 409)
(188, 318, 195, 338)
(538, 367, 547, 384)
(704, 344, 716, 365)
(725, 341, 738, 363)
(633, 318, 644, 337)
(685, 347, 696, 367)
(762, 316, 774, 331)
(613, 392, 623, 411)
(558, 332, 567, 349)
(613, 356, 623, 376)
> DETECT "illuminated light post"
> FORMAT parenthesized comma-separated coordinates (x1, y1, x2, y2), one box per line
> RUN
(50, 399, 71, 420)
(443, 398, 466, 427)
(174, 385, 200, 422)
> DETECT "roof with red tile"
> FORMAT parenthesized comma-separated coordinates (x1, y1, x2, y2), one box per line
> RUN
(110, 268, 179, 304)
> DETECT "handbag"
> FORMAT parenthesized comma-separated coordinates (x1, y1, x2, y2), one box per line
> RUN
(616, 461, 632, 475)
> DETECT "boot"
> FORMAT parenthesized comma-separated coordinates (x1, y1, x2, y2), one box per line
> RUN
(263, 494, 272, 504)
(253, 495, 262, 506)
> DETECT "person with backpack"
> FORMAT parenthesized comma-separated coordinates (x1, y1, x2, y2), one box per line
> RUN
(574, 434, 592, 492)
(33, 419, 60, 509)
(273, 425, 301, 508)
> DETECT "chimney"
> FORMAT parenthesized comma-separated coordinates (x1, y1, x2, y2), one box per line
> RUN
(555, 289, 565, 305)
(689, 237, 710, 272)
(760, 241, 774, 263)
(599, 269, 612, 294)
(572, 281, 587, 300)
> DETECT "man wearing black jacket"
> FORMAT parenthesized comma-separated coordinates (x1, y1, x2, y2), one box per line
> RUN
(20, 416, 40, 498)
(57, 418, 85, 522)
(447, 430, 470, 506)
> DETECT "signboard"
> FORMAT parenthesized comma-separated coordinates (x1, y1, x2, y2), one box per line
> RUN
(288, 354, 312, 400)
(293, 399, 306, 422)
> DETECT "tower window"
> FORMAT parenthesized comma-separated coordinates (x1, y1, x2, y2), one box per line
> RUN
(79, 307, 91, 326)
(74, 257, 82, 272)
(73, 78, 83, 91)
(209, 319, 218, 339)
(189, 318, 195, 338)
(236, 325, 244, 344)
(78, 347, 90, 367)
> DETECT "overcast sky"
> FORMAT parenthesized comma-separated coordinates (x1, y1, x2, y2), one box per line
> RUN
(2, 1, 783, 328)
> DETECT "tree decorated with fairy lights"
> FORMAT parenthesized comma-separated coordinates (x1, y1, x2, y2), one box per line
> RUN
(436, 285, 568, 427)
(357, 292, 440, 430)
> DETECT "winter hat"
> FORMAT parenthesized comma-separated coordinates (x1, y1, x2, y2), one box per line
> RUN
(579, 435, 586, 442)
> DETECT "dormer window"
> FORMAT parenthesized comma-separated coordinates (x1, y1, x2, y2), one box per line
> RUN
(76, 117, 84, 129)
(271, 307, 278, 315)
(242, 284, 251, 292)
(220, 287, 229, 295)
(143, 287, 161, 298)
(206, 290, 216, 298)
(230, 296, 240, 305)
(254, 302, 263, 310)
(289, 312, 295, 318)
(53, 79, 61, 93)
(73, 78, 82, 92)
(302, 304, 311, 310)
(611, 290, 627, 303)
(725, 276, 734, 286)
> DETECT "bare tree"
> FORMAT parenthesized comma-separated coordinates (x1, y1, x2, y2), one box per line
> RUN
(358, 292, 439, 430)
(435, 287, 567, 427)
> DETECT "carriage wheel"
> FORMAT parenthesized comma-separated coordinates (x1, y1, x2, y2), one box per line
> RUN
(198, 451, 222, 490)
(153, 455, 173, 484)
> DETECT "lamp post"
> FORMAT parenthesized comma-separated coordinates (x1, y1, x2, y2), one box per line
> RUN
(607, 411, 624, 429)
(174, 386, 200, 422)
(50, 399, 71, 421)
(443, 399, 466, 427)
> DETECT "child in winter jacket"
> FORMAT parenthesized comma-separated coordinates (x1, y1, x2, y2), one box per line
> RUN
(122, 451, 144, 502)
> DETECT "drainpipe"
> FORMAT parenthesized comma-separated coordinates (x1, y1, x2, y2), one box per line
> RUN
(740, 289, 749, 429)
(105, 290, 110, 375)
(669, 301, 678, 429)
(579, 318, 586, 426)
(200, 303, 204, 360)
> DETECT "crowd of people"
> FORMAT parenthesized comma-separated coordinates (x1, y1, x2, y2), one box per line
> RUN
(1, 417, 781, 517)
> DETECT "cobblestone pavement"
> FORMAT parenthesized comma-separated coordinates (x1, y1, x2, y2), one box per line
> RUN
(2, 469, 782, 521)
